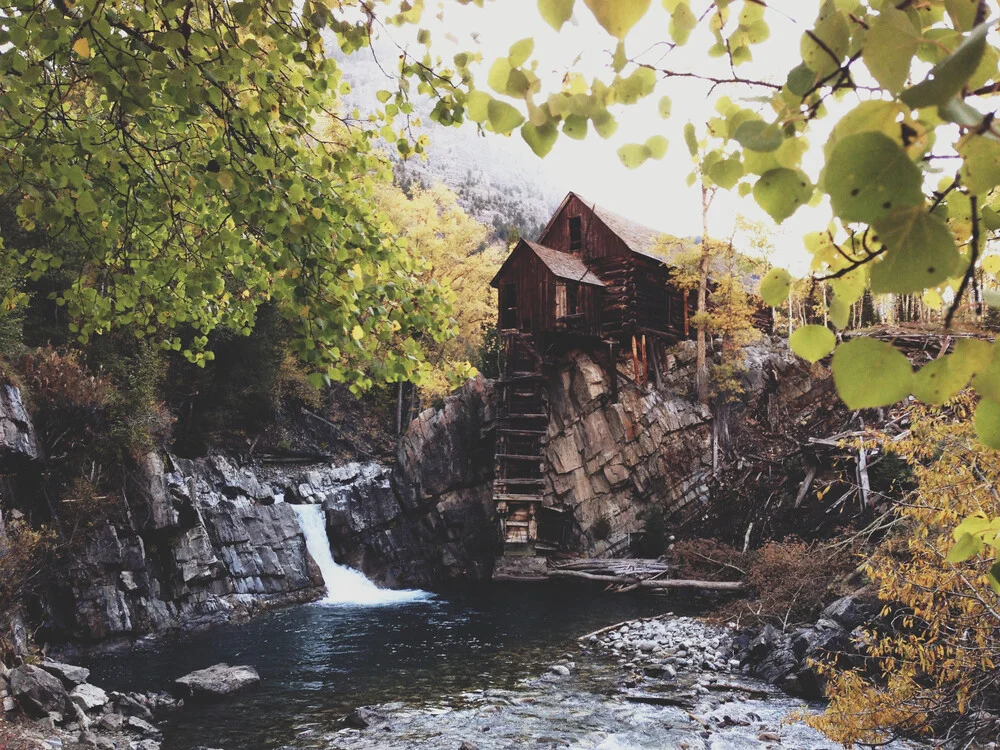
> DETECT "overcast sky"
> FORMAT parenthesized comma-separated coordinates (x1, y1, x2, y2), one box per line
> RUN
(369, 0, 849, 272)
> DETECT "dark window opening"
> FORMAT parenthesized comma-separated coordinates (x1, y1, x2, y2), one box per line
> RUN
(569, 216, 583, 251)
(501, 283, 518, 329)
(566, 283, 579, 315)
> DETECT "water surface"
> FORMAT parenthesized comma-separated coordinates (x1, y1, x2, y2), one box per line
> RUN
(83, 583, 674, 749)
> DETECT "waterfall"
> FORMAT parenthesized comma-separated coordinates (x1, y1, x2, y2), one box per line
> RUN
(291, 504, 430, 606)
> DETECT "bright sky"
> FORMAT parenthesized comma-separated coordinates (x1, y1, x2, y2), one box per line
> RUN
(370, 0, 847, 273)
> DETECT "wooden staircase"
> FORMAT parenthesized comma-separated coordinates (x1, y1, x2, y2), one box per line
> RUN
(494, 333, 550, 556)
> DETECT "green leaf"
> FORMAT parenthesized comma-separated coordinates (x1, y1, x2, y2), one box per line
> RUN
(658, 95, 672, 119)
(862, 8, 920, 93)
(76, 192, 98, 215)
(487, 99, 525, 134)
(582, 0, 652, 38)
(592, 110, 619, 139)
(734, 120, 783, 152)
(618, 143, 651, 169)
(987, 561, 1000, 595)
(753, 168, 813, 223)
(786, 63, 816, 96)
(684, 122, 698, 157)
(946, 0, 980, 31)
(759, 267, 792, 307)
(467, 91, 491, 123)
(939, 97, 987, 129)
(646, 135, 668, 159)
(668, 1, 697, 44)
(946, 531, 984, 563)
(976, 398, 1000, 448)
(538, 0, 575, 30)
(487, 59, 513, 95)
(790, 325, 836, 363)
(869, 207, 960, 294)
(801, 11, 850, 78)
(509, 37, 535, 67)
(831, 337, 913, 409)
(829, 297, 850, 329)
(972, 344, 1000, 400)
(613, 67, 657, 104)
(900, 20, 992, 108)
(521, 122, 559, 157)
(825, 132, 924, 224)
(959, 135, 1000, 195)
(707, 156, 743, 189)
(913, 354, 976, 404)
(563, 114, 588, 140)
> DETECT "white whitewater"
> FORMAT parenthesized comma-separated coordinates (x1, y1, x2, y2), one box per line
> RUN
(291, 504, 430, 606)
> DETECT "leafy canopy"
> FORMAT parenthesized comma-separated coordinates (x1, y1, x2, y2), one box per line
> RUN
(439, 0, 1000, 447)
(0, 0, 493, 392)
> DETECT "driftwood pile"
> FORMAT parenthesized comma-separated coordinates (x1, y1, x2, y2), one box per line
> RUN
(549, 558, 744, 593)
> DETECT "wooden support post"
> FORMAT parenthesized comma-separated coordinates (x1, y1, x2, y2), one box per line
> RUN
(631, 334, 641, 383)
(609, 342, 619, 403)
(683, 292, 690, 337)
(650, 339, 663, 391)
(641, 334, 648, 386)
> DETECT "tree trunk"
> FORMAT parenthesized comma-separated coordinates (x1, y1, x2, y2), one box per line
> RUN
(696, 183, 712, 405)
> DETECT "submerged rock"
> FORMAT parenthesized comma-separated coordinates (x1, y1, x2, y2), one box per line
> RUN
(344, 706, 389, 729)
(173, 664, 260, 699)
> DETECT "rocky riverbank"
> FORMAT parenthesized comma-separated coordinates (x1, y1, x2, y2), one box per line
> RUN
(0, 659, 261, 750)
(326, 612, 891, 750)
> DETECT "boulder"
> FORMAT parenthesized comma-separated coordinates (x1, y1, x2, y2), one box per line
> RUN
(9, 665, 69, 718)
(344, 706, 388, 729)
(69, 684, 109, 712)
(40, 660, 90, 687)
(173, 664, 260, 699)
(821, 593, 878, 631)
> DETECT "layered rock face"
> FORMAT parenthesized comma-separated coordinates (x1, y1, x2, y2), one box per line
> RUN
(46, 454, 324, 643)
(0, 384, 39, 463)
(272, 377, 501, 588)
(544, 351, 713, 554)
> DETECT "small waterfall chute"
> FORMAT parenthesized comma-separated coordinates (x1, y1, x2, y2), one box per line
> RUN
(291, 503, 430, 606)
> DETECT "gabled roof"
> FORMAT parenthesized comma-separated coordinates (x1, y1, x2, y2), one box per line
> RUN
(539, 191, 698, 264)
(490, 239, 606, 288)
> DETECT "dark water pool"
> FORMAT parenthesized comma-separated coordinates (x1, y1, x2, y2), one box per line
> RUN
(81, 583, 676, 750)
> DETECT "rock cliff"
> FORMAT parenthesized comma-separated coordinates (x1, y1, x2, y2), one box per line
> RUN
(1, 336, 818, 646)
(43, 454, 324, 643)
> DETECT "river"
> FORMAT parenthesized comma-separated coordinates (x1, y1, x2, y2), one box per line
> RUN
(81, 584, 677, 749)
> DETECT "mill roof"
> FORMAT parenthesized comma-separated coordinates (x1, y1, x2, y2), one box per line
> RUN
(490, 239, 606, 288)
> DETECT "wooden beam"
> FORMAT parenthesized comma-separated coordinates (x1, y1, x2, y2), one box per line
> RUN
(549, 569, 745, 591)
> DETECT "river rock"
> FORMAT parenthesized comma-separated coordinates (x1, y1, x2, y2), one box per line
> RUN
(820, 592, 878, 631)
(40, 660, 90, 687)
(70, 684, 109, 712)
(173, 664, 260, 699)
(344, 706, 388, 729)
(9, 664, 69, 718)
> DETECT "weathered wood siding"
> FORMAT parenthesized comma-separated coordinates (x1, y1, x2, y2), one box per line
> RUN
(538, 194, 631, 262)
(494, 244, 603, 336)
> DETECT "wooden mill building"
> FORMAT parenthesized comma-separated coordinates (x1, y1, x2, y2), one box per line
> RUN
(488, 192, 701, 555)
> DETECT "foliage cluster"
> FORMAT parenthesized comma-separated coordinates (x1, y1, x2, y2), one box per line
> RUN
(812, 395, 1000, 746)
(672, 536, 853, 629)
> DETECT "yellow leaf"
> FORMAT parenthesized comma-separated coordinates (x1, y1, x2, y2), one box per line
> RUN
(72, 37, 90, 58)
(351, 325, 364, 341)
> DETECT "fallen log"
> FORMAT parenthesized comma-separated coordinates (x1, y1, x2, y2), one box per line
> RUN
(548, 569, 745, 591)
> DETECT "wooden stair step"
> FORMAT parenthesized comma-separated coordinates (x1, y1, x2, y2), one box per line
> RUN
(496, 453, 544, 461)
(495, 478, 545, 485)
(499, 413, 548, 420)
(494, 494, 543, 502)
(497, 428, 547, 437)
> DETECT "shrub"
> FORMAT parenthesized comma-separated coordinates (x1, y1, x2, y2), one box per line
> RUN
(741, 538, 853, 629)
(592, 516, 612, 541)
(671, 537, 747, 582)
(634, 506, 666, 558)
(811, 397, 1000, 746)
